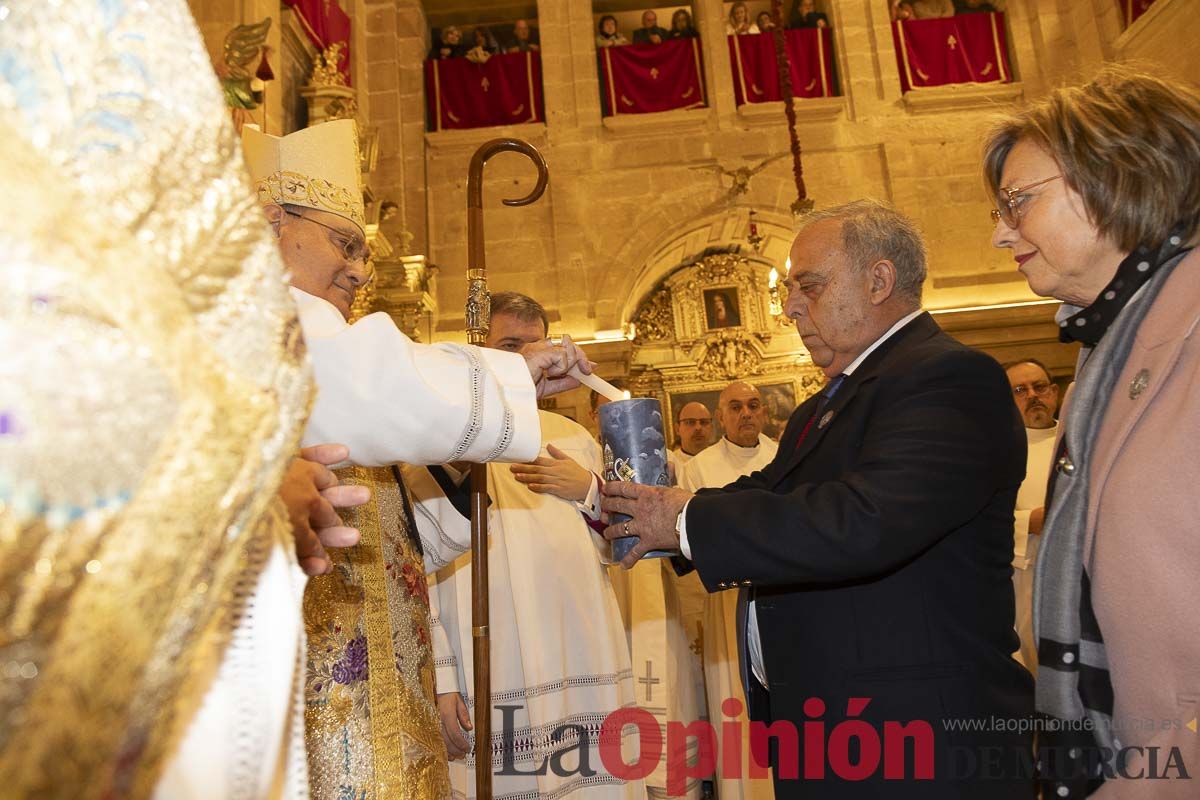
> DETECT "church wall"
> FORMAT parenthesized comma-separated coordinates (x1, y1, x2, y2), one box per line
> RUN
(182, 0, 1192, 411)
(423, 0, 1048, 341)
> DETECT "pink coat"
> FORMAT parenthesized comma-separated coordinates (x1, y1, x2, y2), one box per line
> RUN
(1058, 246, 1200, 796)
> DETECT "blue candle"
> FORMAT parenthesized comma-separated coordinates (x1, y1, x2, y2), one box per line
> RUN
(598, 397, 674, 561)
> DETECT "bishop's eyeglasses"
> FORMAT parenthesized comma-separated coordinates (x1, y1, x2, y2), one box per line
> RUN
(284, 208, 370, 264)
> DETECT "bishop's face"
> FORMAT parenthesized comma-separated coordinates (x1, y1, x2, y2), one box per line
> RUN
(273, 205, 370, 319)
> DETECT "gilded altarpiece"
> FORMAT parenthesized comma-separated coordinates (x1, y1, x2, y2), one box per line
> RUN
(627, 253, 826, 441)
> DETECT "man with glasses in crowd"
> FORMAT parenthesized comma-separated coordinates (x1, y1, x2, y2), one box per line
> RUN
(671, 402, 714, 467)
(1003, 358, 1061, 674)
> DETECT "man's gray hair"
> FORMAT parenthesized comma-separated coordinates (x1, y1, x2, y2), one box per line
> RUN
(798, 199, 927, 304)
(489, 291, 549, 334)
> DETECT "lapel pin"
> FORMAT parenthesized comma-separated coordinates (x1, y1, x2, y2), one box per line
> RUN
(1129, 368, 1150, 400)
(818, 410, 834, 429)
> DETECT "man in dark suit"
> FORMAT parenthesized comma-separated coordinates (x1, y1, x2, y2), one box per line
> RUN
(603, 200, 1034, 798)
(632, 10, 669, 45)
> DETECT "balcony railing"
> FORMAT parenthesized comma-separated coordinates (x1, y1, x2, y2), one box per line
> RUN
(424, 51, 545, 131)
(891, 13, 1012, 93)
(728, 29, 837, 105)
(598, 38, 707, 117)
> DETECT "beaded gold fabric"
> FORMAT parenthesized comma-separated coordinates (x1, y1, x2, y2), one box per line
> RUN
(304, 467, 451, 800)
(0, 1, 312, 797)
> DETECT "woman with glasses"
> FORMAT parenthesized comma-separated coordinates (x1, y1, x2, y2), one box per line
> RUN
(984, 66, 1200, 798)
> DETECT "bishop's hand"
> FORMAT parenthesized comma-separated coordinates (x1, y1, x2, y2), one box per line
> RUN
(601, 481, 693, 569)
(280, 444, 371, 576)
(521, 334, 594, 398)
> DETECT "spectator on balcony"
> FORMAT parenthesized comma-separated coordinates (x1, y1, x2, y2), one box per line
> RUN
(669, 9, 700, 39)
(790, 0, 830, 28)
(595, 14, 629, 48)
(466, 26, 499, 63)
(726, 2, 760, 35)
(890, 0, 916, 20)
(953, 0, 1001, 12)
(505, 19, 540, 53)
(429, 25, 467, 60)
(757, 11, 778, 32)
(632, 10, 670, 44)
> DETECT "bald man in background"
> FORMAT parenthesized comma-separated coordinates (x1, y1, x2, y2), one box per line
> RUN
(671, 401, 714, 467)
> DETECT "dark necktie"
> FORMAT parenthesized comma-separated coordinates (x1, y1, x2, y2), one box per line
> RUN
(793, 374, 845, 451)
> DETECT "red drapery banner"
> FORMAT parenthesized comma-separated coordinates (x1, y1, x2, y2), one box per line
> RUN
(728, 29, 835, 105)
(284, 0, 352, 85)
(891, 13, 1012, 93)
(1122, 0, 1157, 26)
(424, 52, 544, 131)
(599, 38, 706, 116)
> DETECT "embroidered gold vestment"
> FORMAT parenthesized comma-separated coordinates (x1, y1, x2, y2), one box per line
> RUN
(0, 2, 312, 797)
(304, 466, 451, 800)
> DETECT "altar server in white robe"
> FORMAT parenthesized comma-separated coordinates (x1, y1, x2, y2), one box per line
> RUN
(1003, 359, 1059, 674)
(405, 293, 641, 800)
(669, 402, 715, 469)
(678, 382, 778, 800)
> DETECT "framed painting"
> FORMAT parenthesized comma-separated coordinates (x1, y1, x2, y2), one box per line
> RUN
(702, 286, 742, 329)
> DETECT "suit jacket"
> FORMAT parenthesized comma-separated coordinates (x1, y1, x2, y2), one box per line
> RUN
(686, 313, 1034, 798)
(1066, 247, 1200, 799)
(632, 25, 670, 44)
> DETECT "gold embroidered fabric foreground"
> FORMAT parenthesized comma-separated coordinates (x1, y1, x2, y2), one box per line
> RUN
(305, 467, 451, 800)
(0, 1, 312, 797)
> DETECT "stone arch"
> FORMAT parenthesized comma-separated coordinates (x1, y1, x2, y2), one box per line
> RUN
(604, 203, 797, 328)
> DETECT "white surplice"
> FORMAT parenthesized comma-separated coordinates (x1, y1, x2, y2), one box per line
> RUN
(619, 558, 706, 800)
(404, 411, 641, 800)
(160, 289, 546, 799)
(1012, 423, 1056, 673)
(293, 287, 541, 466)
(679, 435, 779, 800)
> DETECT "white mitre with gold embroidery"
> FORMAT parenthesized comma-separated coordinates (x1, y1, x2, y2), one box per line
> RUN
(242, 119, 365, 235)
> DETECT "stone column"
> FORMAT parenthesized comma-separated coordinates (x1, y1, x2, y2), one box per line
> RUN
(694, 0, 739, 127)
(361, 0, 428, 257)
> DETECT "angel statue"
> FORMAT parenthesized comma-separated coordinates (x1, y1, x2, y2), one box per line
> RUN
(691, 152, 788, 201)
(220, 17, 272, 112)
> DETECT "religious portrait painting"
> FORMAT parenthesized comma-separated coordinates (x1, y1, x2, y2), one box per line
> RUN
(758, 381, 799, 440)
(703, 287, 741, 329)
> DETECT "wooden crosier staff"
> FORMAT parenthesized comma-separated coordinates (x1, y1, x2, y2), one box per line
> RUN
(466, 138, 549, 800)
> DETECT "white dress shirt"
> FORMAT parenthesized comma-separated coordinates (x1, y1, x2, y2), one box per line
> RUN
(680, 309, 924, 687)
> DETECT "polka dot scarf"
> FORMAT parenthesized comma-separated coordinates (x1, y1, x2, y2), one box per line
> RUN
(1059, 226, 1193, 347)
